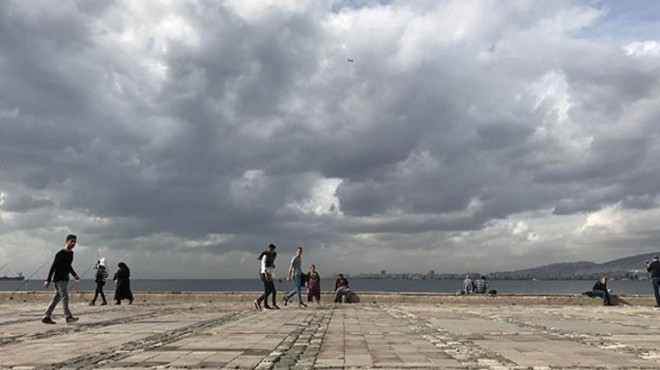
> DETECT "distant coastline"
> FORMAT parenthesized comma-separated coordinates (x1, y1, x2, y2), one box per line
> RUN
(351, 251, 659, 281)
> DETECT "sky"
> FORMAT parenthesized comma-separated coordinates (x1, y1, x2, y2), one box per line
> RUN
(1, 0, 660, 279)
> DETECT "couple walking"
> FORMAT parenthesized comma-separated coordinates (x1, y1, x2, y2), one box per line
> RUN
(254, 244, 309, 310)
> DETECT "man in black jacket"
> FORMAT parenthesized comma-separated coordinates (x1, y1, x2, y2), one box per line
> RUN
(646, 256, 660, 307)
(42, 234, 80, 324)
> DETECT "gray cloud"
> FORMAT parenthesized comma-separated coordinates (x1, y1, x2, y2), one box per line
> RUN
(1, 0, 660, 278)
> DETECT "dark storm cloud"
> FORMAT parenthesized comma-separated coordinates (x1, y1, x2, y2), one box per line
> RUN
(1, 0, 660, 277)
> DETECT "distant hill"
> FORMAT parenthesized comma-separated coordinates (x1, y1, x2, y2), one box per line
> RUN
(488, 252, 659, 280)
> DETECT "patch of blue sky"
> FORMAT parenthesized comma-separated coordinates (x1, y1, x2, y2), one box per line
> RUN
(578, 0, 660, 41)
(330, 0, 393, 13)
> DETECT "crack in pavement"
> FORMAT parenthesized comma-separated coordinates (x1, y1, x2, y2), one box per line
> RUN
(384, 306, 521, 370)
(43, 309, 257, 370)
(255, 308, 332, 370)
(464, 308, 660, 365)
(0, 306, 202, 347)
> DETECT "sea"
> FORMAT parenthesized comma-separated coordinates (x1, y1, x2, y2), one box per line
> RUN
(0, 278, 654, 295)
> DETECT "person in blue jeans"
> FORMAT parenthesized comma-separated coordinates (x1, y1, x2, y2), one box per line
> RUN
(646, 256, 660, 307)
(284, 247, 307, 308)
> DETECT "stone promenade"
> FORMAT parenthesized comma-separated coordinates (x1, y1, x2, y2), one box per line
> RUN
(1, 299, 659, 369)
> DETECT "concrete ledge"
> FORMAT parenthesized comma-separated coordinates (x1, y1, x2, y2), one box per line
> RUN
(0, 291, 657, 306)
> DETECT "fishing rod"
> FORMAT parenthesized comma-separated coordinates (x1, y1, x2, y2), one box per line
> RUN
(0, 261, 9, 275)
(9, 258, 51, 301)
(70, 261, 97, 292)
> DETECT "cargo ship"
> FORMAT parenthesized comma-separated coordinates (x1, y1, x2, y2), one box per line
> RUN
(0, 272, 24, 281)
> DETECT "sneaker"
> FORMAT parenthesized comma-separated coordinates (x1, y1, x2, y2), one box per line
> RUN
(299, 302, 307, 308)
(66, 316, 79, 323)
(89, 301, 95, 306)
(254, 300, 261, 310)
(41, 317, 56, 325)
(272, 304, 281, 309)
(283, 297, 288, 307)
(263, 305, 273, 310)
(100, 302, 107, 306)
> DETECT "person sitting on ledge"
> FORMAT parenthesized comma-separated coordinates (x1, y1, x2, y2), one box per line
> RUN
(590, 276, 613, 306)
(474, 276, 488, 294)
(334, 274, 352, 303)
(462, 275, 474, 295)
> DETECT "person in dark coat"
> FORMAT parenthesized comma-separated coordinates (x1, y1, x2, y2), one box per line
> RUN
(334, 274, 351, 303)
(113, 262, 133, 305)
(646, 255, 660, 307)
(591, 276, 612, 306)
(307, 264, 321, 304)
(89, 258, 108, 306)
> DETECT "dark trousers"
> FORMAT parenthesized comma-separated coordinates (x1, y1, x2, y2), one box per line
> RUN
(652, 277, 660, 306)
(592, 289, 612, 305)
(257, 273, 276, 307)
(91, 283, 107, 304)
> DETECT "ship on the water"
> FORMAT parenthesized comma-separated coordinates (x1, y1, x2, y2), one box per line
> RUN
(0, 272, 24, 281)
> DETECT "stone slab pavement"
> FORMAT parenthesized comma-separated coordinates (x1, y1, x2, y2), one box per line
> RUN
(0, 300, 658, 369)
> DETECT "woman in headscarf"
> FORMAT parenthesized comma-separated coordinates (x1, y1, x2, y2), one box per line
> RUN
(89, 258, 108, 306)
(113, 262, 133, 305)
(307, 264, 321, 304)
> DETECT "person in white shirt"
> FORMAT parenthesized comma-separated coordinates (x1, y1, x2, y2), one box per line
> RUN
(462, 275, 474, 294)
(254, 244, 280, 310)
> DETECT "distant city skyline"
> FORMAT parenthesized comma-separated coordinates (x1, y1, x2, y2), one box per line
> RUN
(1, 1, 660, 278)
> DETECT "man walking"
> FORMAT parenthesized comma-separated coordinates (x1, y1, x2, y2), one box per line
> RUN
(42, 234, 80, 324)
(284, 247, 306, 307)
(646, 255, 660, 307)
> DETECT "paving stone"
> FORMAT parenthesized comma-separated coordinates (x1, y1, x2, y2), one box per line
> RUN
(0, 300, 659, 369)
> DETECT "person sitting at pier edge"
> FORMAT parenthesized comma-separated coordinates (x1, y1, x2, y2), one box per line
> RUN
(462, 275, 474, 294)
(113, 262, 133, 305)
(89, 258, 108, 306)
(474, 276, 488, 294)
(646, 255, 660, 307)
(334, 274, 352, 303)
(307, 264, 321, 304)
(591, 276, 613, 306)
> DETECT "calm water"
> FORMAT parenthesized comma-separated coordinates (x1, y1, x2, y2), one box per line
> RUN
(0, 278, 654, 295)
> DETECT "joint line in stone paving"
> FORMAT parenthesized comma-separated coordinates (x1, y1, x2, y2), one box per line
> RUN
(255, 309, 333, 370)
(0, 306, 203, 347)
(384, 306, 520, 370)
(552, 310, 660, 332)
(0, 310, 163, 347)
(454, 308, 660, 364)
(0, 306, 127, 327)
(43, 309, 257, 370)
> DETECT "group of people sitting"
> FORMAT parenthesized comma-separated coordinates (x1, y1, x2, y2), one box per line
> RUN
(460, 275, 492, 295)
